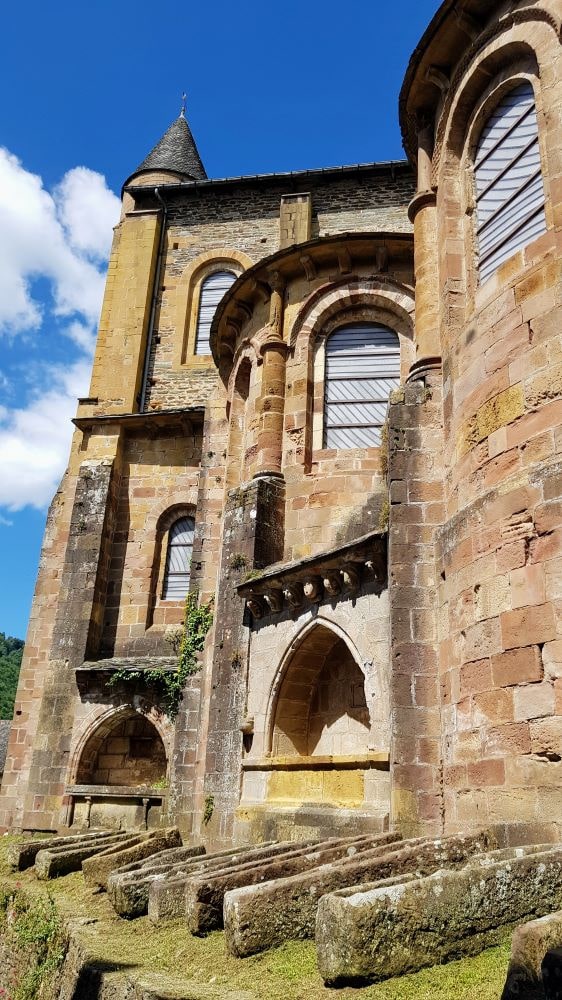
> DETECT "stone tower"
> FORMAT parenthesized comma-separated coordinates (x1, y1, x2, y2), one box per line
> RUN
(1, 0, 561, 848)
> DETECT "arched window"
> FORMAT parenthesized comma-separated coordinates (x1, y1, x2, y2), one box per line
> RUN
(474, 81, 546, 283)
(195, 271, 237, 355)
(162, 516, 194, 600)
(324, 323, 400, 449)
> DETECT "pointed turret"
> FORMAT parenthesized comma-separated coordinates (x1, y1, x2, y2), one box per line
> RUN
(124, 106, 207, 190)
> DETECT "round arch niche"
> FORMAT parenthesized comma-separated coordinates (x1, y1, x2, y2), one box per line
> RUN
(75, 709, 167, 788)
(270, 623, 370, 758)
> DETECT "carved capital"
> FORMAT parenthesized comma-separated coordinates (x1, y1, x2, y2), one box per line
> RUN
(303, 576, 323, 602)
(283, 582, 304, 609)
(323, 571, 341, 597)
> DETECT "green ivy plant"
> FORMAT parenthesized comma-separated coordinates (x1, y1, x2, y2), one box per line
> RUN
(108, 593, 213, 719)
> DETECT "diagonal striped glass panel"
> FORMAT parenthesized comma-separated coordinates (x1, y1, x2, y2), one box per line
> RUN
(323, 323, 400, 449)
(475, 82, 546, 283)
(195, 271, 237, 355)
(162, 516, 194, 600)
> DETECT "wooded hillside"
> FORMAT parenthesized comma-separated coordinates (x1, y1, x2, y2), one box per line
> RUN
(0, 632, 23, 719)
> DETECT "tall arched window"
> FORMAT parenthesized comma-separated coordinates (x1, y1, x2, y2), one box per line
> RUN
(475, 81, 546, 283)
(162, 516, 194, 600)
(195, 271, 237, 355)
(324, 323, 400, 449)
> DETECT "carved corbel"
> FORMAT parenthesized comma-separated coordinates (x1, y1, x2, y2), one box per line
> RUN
(283, 582, 304, 609)
(337, 248, 352, 275)
(454, 7, 481, 41)
(342, 563, 361, 592)
(246, 278, 270, 303)
(323, 571, 341, 597)
(263, 589, 284, 614)
(425, 66, 450, 95)
(303, 576, 323, 602)
(374, 247, 389, 273)
(365, 559, 384, 583)
(300, 254, 316, 281)
(247, 598, 265, 619)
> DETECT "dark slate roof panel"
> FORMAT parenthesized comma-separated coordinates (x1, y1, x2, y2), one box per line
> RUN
(133, 114, 207, 181)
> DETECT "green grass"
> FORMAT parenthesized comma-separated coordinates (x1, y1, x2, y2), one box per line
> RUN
(0, 837, 512, 999)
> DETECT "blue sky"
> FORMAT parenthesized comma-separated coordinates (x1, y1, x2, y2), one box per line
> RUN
(0, 0, 440, 640)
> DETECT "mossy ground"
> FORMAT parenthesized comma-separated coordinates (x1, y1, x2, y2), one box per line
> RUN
(0, 836, 512, 999)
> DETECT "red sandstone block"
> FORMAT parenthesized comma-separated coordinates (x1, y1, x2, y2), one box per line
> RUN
(459, 659, 492, 697)
(496, 540, 527, 573)
(510, 564, 546, 609)
(529, 717, 562, 756)
(491, 646, 543, 687)
(408, 480, 444, 502)
(463, 617, 502, 661)
(444, 764, 468, 788)
(535, 502, 562, 535)
(467, 758, 506, 787)
(473, 689, 514, 725)
(416, 737, 441, 766)
(484, 722, 531, 756)
(501, 603, 557, 649)
(513, 682, 555, 722)
(530, 529, 562, 563)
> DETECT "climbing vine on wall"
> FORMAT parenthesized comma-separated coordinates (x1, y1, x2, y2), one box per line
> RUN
(107, 593, 213, 719)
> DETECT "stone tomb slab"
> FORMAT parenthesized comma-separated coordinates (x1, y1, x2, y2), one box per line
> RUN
(187, 833, 397, 937)
(109, 841, 279, 918)
(82, 828, 184, 890)
(8, 831, 128, 871)
(223, 829, 494, 957)
(315, 843, 562, 985)
(501, 909, 562, 999)
(35, 832, 133, 879)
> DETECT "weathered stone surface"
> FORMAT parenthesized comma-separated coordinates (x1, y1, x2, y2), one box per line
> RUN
(503, 910, 562, 1000)
(7, 831, 123, 871)
(187, 834, 390, 936)
(110, 840, 280, 918)
(35, 833, 130, 879)
(224, 829, 492, 956)
(316, 844, 562, 985)
(82, 828, 184, 889)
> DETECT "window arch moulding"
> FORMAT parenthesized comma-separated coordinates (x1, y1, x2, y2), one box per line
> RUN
(173, 248, 254, 369)
(288, 280, 414, 460)
(437, 33, 555, 312)
(147, 504, 196, 628)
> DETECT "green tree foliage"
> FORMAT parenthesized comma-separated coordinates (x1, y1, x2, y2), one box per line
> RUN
(0, 632, 24, 719)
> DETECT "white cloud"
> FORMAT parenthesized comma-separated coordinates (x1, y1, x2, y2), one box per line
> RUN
(0, 360, 91, 511)
(0, 149, 120, 333)
(55, 167, 118, 261)
(0, 514, 13, 527)
(0, 150, 121, 512)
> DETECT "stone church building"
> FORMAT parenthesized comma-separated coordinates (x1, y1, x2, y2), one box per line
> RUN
(1, 0, 561, 848)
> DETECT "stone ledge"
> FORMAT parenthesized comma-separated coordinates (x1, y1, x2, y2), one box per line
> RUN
(76, 656, 178, 674)
(242, 753, 390, 771)
(238, 529, 387, 621)
(66, 784, 165, 799)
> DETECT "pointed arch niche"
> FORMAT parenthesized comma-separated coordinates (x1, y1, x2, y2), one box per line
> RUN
(270, 623, 370, 758)
(238, 621, 390, 834)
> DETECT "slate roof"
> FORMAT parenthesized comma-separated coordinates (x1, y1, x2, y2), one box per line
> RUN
(0, 720, 11, 776)
(131, 113, 207, 182)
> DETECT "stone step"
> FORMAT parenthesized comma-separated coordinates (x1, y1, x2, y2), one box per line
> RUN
(223, 828, 496, 957)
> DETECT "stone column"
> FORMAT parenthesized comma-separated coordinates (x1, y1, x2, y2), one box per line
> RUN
(408, 123, 441, 373)
(253, 273, 289, 478)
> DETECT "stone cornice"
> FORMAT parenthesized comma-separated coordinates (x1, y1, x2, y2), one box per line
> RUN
(238, 529, 387, 622)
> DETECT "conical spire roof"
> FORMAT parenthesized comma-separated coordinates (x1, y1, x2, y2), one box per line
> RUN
(130, 111, 207, 184)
